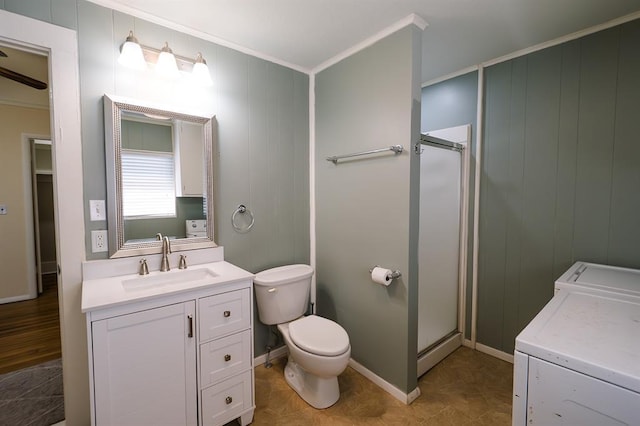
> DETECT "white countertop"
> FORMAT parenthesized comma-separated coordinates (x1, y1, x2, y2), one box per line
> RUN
(515, 289, 640, 393)
(82, 260, 254, 313)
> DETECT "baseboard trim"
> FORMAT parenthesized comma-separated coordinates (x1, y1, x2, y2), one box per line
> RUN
(348, 358, 421, 405)
(417, 333, 462, 377)
(253, 345, 288, 367)
(254, 346, 423, 404)
(0, 293, 35, 305)
(475, 342, 514, 364)
(462, 338, 473, 348)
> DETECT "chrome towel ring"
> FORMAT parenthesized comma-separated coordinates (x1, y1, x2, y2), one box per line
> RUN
(232, 204, 254, 233)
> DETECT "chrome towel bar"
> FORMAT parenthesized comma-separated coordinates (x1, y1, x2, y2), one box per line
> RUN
(326, 144, 403, 164)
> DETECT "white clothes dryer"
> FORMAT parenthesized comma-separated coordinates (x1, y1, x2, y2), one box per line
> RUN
(512, 262, 640, 425)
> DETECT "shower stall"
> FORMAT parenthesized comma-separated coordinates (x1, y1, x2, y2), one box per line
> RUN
(417, 125, 470, 377)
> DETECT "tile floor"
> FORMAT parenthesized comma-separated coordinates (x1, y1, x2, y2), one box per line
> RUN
(0, 358, 64, 426)
(249, 347, 513, 425)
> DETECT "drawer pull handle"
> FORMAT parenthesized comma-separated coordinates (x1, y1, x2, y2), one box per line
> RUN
(225, 396, 233, 405)
(224, 354, 231, 362)
(223, 310, 231, 318)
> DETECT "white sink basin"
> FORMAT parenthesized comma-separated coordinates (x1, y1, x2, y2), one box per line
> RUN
(122, 268, 218, 291)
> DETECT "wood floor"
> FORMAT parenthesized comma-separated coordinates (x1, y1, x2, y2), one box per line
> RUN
(0, 274, 62, 374)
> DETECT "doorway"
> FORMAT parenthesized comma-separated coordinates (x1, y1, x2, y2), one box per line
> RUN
(0, 41, 65, 425)
(1, 9, 87, 424)
(417, 125, 471, 377)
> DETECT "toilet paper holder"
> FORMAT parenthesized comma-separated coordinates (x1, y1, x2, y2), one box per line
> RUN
(369, 266, 402, 281)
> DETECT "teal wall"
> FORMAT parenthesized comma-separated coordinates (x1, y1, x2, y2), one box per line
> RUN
(315, 26, 422, 393)
(421, 71, 478, 339)
(1, 0, 310, 360)
(479, 19, 640, 354)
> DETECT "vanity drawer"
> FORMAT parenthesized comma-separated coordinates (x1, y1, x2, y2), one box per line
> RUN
(199, 289, 250, 341)
(201, 370, 252, 426)
(200, 330, 251, 387)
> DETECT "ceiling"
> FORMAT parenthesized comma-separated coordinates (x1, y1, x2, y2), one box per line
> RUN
(0, 44, 49, 108)
(1, 0, 640, 106)
(93, 0, 640, 82)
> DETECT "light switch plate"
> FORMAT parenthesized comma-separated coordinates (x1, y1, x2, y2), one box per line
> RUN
(90, 200, 106, 221)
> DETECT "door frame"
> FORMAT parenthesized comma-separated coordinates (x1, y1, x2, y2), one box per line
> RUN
(23, 134, 52, 298)
(0, 9, 87, 424)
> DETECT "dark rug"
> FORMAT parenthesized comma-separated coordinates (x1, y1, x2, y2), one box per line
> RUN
(0, 358, 64, 426)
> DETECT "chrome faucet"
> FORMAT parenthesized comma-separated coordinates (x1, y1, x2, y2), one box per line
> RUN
(158, 234, 171, 272)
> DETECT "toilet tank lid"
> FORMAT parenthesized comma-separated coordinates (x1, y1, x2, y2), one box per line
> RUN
(289, 315, 350, 356)
(254, 264, 313, 286)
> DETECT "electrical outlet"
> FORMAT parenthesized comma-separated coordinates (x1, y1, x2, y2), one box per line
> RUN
(91, 230, 108, 253)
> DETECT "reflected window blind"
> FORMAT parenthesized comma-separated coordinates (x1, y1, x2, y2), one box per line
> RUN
(121, 149, 176, 218)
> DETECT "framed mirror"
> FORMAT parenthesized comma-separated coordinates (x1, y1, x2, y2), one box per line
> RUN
(104, 94, 216, 258)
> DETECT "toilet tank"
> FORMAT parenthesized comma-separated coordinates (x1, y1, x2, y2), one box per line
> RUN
(254, 264, 313, 325)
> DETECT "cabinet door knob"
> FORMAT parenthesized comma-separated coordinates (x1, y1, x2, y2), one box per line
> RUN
(224, 354, 231, 362)
(223, 310, 231, 317)
(225, 396, 233, 405)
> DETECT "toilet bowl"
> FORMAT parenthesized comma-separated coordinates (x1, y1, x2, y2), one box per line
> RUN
(254, 265, 351, 409)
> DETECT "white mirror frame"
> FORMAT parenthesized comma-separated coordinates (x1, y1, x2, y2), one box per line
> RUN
(104, 94, 216, 258)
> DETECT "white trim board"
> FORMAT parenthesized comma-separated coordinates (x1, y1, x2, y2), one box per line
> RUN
(348, 358, 421, 405)
(422, 10, 640, 86)
(475, 343, 514, 364)
(255, 348, 422, 405)
(253, 345, 288, 367)
(313, 14, 428, 74)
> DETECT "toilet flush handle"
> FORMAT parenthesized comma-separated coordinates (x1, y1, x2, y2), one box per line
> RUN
(267, 288, 277, 293)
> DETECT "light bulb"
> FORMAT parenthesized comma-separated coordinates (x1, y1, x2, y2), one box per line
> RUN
(192, 53, 212, 86)
(118, 31, 146, 70)
(155, 42, 179, 79)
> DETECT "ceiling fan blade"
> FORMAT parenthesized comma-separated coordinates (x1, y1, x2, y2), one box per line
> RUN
(0, 65, 47, 90)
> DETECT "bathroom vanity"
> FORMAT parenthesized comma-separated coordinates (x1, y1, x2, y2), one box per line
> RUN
(82, 255, 255, 426)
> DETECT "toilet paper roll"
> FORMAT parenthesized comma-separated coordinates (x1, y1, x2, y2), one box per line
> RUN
(371, 267, 393, 286)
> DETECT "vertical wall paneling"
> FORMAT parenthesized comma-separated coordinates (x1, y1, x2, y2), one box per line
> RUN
(215, 46, 250, 266)
(552, 40, 580, 280)
(478, 61, 511, 349)
(4, 0, 52, 23)
(51, 0, 77, 29)
(517, 47, 562, 334)
(293, 71, 310, 265)
(77, 0, 114, 257)
(608, 22, 640, 267)
(479, 19, 640, 355)
(316, 26, 421, 394)
(572, 27, 620, 262)
(501, 56, 527, 348)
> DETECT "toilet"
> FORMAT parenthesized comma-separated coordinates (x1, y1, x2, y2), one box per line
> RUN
(254, 264, 351, 409)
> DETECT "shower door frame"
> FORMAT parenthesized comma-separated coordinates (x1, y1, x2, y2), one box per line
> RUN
(417, 124, 471, 377)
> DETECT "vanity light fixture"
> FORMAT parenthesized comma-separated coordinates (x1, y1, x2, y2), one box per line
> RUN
(117, 31, 213, 85)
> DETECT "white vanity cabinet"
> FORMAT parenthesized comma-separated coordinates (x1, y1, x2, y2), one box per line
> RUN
(83, 263, 255, 426)
(91, 301, 198, 426)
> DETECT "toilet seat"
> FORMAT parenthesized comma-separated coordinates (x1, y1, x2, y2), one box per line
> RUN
(288, 316, 349, 356)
